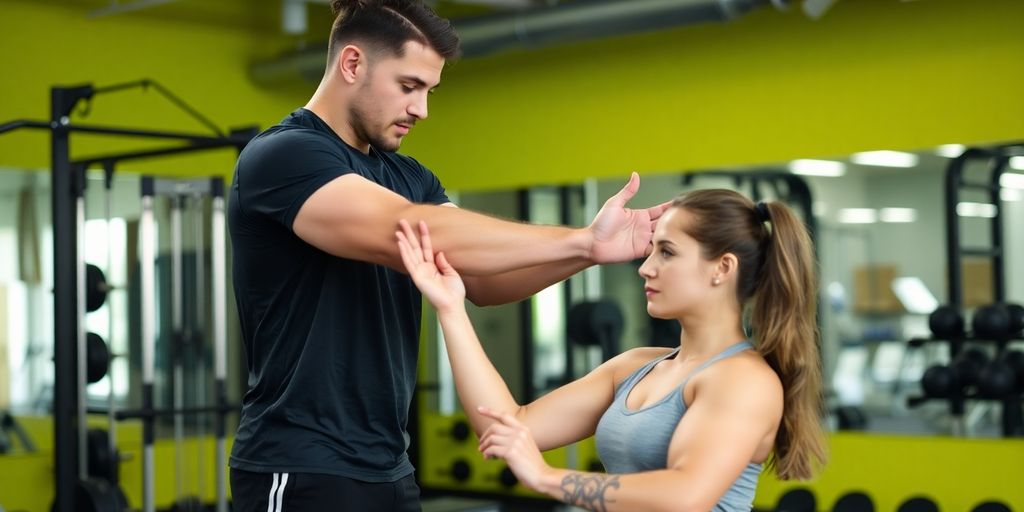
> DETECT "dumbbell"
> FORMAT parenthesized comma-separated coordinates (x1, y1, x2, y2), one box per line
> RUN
(86, 332, 111, 384)
(86, 428, 120, 484)
(498, 466, 517, 488)
(921, 365, 958, 398)
(85, 263, 112, 313)
(447, 458, 472, 483)
(1007, 304, 1024, 338)
(435, 419, 472, 443)
(1002, 351, 1024, 393)
(952, 348, 989, 388)
(929, 305, 964, 339)
(978, 360, 1017, 399)
(919, 349, 988, 398)
(973, 304, 1011, 340)
(449, 420, 471, 442)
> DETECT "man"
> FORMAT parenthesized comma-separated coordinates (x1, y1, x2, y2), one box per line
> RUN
(227, 1, 668, 510)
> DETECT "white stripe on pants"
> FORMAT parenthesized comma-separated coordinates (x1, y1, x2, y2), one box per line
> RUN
(266, 472, 290, 512)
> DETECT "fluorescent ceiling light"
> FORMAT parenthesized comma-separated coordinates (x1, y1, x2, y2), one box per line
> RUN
(1003, 189, 1022, 202)
(879, 208, 917, 223)
(1010, 156, 1024, 171)
(1001, 172, 1024, 189)
(838, 208, 877, 224)
(956, 202, 997, 218)
(789, 159, 846, 177)
(851, 150, 919, 168)
(936, 144, 966, 158)
(891, 277, 939, 315)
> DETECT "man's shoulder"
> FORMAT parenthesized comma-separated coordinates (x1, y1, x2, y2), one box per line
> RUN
(239, 124, 352, 173)
(251, 122, 334, 151)
(380, 150, 433, 175)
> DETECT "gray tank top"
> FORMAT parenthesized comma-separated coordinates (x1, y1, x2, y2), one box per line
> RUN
(594, 341, 762, 511)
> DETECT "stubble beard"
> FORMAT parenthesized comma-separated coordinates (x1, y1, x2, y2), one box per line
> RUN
(350, 89, 402, 153)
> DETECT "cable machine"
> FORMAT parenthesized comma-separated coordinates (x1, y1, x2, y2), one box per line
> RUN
(0, 81, 256, 511)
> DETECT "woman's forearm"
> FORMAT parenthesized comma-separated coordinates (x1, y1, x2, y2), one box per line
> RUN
(437, 307, 521, 436)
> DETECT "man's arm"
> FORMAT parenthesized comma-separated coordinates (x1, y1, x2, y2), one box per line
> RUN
(460, 259, 590, 306)
(294, 172, 668, 292)
(431, 203, 592, 305)
(294, 174, 592, 276)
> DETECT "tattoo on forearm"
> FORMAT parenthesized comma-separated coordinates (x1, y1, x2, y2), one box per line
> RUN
(560, 472, 620, 512)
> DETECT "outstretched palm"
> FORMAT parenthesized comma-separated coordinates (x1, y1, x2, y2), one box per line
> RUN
(396, 219, 466, 313)
(589, 172, 672, 264)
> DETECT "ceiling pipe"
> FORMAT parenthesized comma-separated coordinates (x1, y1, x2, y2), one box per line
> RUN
(250, 0, 789, 86)
(455, 0, 785, 57)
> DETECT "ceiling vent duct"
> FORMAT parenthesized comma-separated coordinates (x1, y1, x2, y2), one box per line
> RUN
(250, 0, 787, 86)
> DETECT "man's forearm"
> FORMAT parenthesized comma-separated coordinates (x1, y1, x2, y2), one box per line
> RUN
(462, 257, 592, 306)
(402, 203, 594, 276)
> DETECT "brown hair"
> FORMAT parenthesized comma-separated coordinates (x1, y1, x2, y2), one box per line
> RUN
(672, 188, 826, 480)
(327, 0, 461, 68)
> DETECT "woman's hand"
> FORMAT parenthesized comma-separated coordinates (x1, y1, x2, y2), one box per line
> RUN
(477, 406, 555, 493)
(396, 219, 466, 313)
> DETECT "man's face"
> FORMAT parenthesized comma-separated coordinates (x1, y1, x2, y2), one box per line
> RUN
(349, 41, 444, 152)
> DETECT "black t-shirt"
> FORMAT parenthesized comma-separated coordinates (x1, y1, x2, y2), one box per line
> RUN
(227, 108, 449, 481)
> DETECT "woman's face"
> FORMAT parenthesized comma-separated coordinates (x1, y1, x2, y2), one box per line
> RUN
(637, 208, 720, 320)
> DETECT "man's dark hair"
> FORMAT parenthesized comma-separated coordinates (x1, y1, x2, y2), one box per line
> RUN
(328, 0, 461, 66)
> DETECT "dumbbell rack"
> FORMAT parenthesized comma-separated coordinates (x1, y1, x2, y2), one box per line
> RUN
(944, 146, 1018, 315)
(909, 143, 1024, 437)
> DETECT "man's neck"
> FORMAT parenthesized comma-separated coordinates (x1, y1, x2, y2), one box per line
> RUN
(305, 91, 371, 154)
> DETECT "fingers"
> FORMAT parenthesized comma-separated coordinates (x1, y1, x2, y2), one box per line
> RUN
(436, 251, 456, 276)
(477, 406, 520, 427)
(397, 219, 423, 260)
(477, 406, 532, 459)
(395, 231, 415, 270)
(478, 424, 514, 452)
(398, 219, 438, 264)
(646, 199, 672, 220)
(417, 220, 433, 263)
(607, 171, 640, 207)
(480, 445, 507, 461)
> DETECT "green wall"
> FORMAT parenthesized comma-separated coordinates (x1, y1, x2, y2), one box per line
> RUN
(0, 0, 306, 179)
(404, 0, 1024, 191)
(1, 0, 1023, 191)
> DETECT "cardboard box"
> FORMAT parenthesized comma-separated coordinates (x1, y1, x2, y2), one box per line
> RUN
(961, 258, 994, 308)
(853, 264, 904, 314)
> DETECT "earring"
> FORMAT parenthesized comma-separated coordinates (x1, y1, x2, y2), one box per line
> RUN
(713, 277, 721, 286)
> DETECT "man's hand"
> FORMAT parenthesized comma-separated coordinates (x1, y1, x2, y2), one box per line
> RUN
(588, 172, 672, 264)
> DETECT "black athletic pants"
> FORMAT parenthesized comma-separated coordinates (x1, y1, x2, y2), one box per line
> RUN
(230, 468, 421, 512)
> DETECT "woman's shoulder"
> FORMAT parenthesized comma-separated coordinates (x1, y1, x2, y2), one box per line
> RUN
(605, 346, 677, 383)
(698, 348, 783, 403)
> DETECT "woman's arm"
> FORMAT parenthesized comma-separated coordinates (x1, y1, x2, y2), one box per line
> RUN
(397, 220, 651, 444)
(478, 357, 784, 512)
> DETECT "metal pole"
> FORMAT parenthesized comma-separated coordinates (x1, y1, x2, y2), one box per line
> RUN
(193, 193, 207, 505)
(990, 157, 1007, 304)
(76, 168, 88, 480)
(104, 162, 119, 483)
(211, 178, 229, 512)
(51, 92, 79, 512)
(171, 197, 186, 505)
(140, 179, 157, 512)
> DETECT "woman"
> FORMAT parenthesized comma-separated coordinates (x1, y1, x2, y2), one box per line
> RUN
(396, 189, 826, 511)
